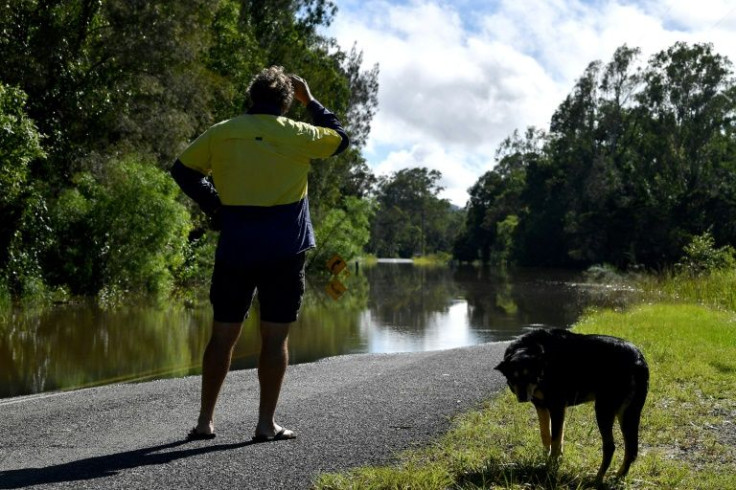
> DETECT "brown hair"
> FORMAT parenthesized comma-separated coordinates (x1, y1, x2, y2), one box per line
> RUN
(247, 66, 294, 113)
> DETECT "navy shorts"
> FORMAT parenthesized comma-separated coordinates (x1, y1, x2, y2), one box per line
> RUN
(209, 253, 306, 323)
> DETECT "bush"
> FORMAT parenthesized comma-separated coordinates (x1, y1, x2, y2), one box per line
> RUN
(3, 189, 53, 300)
(0, 82, 47, 299)
(677, 231, 735, 275)
(177, 230, 217, 289)
(0, 83, 44, 208)
(311, 196, 375, 271)
(46, 155, 192, 297)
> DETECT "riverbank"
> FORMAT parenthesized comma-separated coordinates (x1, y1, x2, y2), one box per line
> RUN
(314, 302, 736, 489)
(0, 342, 510, 489)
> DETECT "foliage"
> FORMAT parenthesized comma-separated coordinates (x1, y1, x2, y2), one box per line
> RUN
(315, 303, 736, 489)
(311, 195, 376, 270)
(638, 262, 736, 312)
(455, 128, 544, 264)
(45, 156, 191, 297)
(458, 42, 736, 269)
(0, 0, 220, 179)
(0, 83, 44, 210)
(0, 0, 378, 302)
(3, 189, 53, 299)
(176, 231, 219, 291)
(0, 82, 48, 298)
(369, 167, 463, 258)
(677, 231, 735, 275)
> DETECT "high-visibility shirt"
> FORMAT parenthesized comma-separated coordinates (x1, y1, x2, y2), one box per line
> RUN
(174, 101, 348, 265)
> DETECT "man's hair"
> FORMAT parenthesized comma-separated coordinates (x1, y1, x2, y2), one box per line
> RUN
(247, 66, 294, 112)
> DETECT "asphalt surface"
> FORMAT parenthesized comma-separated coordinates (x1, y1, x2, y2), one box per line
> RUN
(0, 342, 509, 489)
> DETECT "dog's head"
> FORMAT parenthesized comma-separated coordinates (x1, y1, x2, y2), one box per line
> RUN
(494, 345, 545, 403)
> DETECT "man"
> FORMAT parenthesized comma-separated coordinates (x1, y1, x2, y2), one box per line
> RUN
(171, 66, 349, 442)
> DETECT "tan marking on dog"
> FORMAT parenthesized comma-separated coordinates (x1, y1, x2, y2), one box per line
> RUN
(550, 408, 566, 458)
(536, 406, 551, 449)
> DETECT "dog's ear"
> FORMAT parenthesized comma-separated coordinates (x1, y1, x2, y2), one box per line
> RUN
(525, 342, 545, 357)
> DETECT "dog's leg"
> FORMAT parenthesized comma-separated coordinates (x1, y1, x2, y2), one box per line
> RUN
(535, 406, 551, 450)
(595, 402, 617, 481)
(548, 405, 566, 459)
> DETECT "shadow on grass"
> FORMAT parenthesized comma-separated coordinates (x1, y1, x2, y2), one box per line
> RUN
(455, 459, 628, 490)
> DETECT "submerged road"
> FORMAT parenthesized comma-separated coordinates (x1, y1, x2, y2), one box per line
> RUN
(0, 342, 508, 489)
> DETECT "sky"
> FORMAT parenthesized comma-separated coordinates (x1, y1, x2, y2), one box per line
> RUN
(328, 0, 736, 206)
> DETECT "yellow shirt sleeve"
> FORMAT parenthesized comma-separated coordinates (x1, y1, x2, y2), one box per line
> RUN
(291, 121, 343, 159)
(178, 127, 214, 174)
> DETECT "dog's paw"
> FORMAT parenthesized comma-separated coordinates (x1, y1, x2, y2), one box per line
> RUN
(548, 445, 563, 459)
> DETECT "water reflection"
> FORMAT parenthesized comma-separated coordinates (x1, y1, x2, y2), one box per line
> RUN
(0, 264, 637, 398)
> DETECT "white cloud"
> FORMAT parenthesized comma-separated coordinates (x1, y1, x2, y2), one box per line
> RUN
(373, 143, 489, 205)
(330, 0, 736, 206)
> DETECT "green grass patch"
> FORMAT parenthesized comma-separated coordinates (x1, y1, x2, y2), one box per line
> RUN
(314, 303, 736, 489)
(637, 268, 736, 312)
(412, 252, 453, 266)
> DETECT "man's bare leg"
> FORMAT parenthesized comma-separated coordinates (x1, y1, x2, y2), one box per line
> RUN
(254, 321, 295, 439)
(194, 321, 243, 435)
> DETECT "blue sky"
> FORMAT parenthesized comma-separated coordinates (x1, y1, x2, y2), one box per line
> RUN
(327, 0, 736, 206)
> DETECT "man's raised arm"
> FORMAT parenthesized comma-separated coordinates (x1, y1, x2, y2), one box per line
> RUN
(290, 74, 349, 156)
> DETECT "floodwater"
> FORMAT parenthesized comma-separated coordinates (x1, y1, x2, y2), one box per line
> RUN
(0, 263, 636, 399)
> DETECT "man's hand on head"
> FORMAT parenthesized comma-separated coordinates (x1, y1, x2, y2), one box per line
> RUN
(290, 75, 315, 106)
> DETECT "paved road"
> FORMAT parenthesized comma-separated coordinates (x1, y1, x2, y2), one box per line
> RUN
(0, 343, 509, 489)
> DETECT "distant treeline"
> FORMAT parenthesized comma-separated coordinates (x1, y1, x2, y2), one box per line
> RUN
(455, 43, 736, 270)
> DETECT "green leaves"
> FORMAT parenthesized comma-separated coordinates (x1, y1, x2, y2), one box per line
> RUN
(459, 42, 736, 270)
(46, 156, 191, 297)
(0, 83, 44, 207)
(0, 0, 378, 301)
(369, 168, 461, 258)
(0, 82, 47, 297)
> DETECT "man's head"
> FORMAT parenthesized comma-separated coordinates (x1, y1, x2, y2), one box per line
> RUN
(247, 66, 294, 114)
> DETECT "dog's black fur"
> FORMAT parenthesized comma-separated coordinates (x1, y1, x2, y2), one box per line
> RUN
(495, 328, 649, 481)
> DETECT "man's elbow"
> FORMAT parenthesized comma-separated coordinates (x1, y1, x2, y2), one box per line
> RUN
(332, 131, 350, 156)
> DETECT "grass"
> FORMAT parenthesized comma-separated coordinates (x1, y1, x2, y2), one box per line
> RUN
(637, 268, 736, 312)
(313, 302, 736, 489)
(357, 253, 453, 266)
(412, 253, 453, 266)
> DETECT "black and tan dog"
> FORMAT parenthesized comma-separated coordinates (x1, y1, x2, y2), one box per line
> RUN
(495, 328, 649, 481)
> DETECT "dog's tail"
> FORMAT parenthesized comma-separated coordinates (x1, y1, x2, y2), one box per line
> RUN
(617, 359, 649, 477)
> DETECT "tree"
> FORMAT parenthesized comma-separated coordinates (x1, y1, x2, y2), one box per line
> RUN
(0, 0, 220, 182)
(45, 156, 191, 296)
(458, 42, 736, 270)
(631, 42, 736, 266)
(369, 168, 457, 258)
(458, 128, 544, 264)
(0, 0, 380, 299)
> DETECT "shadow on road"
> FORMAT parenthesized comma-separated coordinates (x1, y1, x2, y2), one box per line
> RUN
(0, 438, 258, 489)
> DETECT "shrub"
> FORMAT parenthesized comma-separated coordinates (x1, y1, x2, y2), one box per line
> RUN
(0, 83, 44, 209)
(177, 230, 217, 290)
(0, 82, 48, 299)
(677, 231, 735, 275)
(46, 155, 192, 297)
(311, 196, 375, 271)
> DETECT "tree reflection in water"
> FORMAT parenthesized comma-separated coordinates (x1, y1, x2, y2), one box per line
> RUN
(0, 263, 636, 398)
